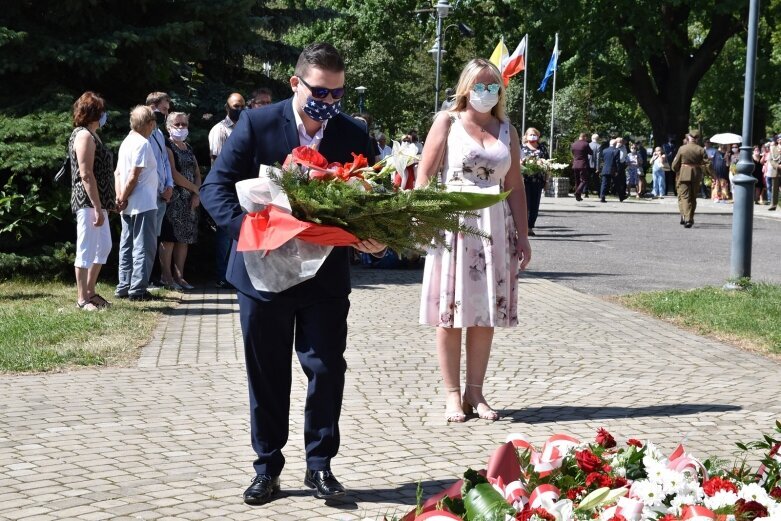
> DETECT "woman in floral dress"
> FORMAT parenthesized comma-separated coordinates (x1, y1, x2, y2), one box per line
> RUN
(416, 58, 532, 423)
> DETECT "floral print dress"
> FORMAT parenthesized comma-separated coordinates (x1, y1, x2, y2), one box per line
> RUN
(419, 115, 519, 328)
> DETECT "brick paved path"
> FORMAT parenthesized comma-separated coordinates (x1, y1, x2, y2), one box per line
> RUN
(1, 270, 779, 520)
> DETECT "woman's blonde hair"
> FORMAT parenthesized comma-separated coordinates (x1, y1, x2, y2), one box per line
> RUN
(448, 58, 506, 121)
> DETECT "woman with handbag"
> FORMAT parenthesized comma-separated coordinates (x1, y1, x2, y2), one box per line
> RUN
(69, 91, 116, 311)
(415, 58, 532, 423)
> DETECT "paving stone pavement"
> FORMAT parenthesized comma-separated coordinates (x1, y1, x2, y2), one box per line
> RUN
(1, 269, 780, 520)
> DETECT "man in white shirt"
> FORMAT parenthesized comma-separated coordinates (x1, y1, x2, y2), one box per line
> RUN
(114, 106, 159, 301)
(376, 133, 392, 159)
(208, 92, 246, 288)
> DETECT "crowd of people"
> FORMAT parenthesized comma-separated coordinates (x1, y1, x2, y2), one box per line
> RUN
(67, 88, 274, 309)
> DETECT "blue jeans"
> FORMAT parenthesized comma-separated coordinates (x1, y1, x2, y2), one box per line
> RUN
(116, 209, 158, 297)
(652, 169, 666, 197)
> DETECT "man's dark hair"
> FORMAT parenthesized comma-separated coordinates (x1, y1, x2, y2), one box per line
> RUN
(294, 43, 345, 77)
(251, 87, 272, 99)
(145, 91, 170, 107)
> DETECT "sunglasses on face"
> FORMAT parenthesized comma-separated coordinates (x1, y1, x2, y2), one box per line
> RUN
(297, 76, 345, 100)
(472, 83, 501, 95)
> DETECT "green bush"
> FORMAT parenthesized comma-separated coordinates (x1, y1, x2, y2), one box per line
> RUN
(0, 242, 75, 281)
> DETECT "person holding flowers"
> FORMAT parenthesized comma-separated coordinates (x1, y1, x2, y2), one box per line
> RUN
(521, 127, 548, 236)
(200, 42, 381, 506)
(415, 58, 532, 423)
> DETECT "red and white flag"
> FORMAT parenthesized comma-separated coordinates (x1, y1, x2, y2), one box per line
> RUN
(502, 35, 527, 86)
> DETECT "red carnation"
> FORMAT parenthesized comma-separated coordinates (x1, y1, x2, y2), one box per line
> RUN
(606, 515, 627, 521)
(612, 477, 628, 489)
(566, 486, 586, 500)
(576, 450, 604, 473)
(627, 439, 643, 448)
(596, 428, 617, 449)
(702, 476, 738, 497)
(517, 507, 556, 521)
(770, 486, 781, 499)
(734, 499, 768, 521)
(586, 472, 612, 488)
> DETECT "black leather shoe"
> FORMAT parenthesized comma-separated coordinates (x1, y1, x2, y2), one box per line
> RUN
(243, 475, 280, 505)
(684, 221, 693, 228)
(600, 198, 606, 203)
(680, 217, 685, 225)
(575, 194, 582, 201)
(304, 469, 346, 500)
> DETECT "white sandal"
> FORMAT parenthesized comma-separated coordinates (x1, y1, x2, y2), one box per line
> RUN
(462, 383, 499, 421)
(444, 387, 466, 423)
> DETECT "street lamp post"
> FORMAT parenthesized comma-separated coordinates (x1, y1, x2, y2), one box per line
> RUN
(262, 61, 271, 77)
(432, 0, 451, 113)
(726, 0, 760, 288)
(355, 86, 367, 113)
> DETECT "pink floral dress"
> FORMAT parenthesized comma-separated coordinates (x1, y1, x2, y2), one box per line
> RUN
(419, 115, 519, 328)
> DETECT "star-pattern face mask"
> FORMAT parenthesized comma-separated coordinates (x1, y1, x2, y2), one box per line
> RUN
(303, 97, 342, 121)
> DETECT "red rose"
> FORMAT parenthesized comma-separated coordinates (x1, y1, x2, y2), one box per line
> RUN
(607, 515, 627, 521)
(612, 477, 628, 489)
(702, 477, 738, 497)
(734, 499, 769, 521)
(585, 472, 612, 487)
(566, 486, 586, 500)
(576, 450, 604, 473)
(770, 486, 781, 499)
(596, 428, 617, 449)
(627, 439, 643, 448)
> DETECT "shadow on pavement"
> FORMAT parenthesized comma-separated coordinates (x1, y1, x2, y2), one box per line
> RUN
(524, 271, 615, 280)
(502, 403, 742, 423)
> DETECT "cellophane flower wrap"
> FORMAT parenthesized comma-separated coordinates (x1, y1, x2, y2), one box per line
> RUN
(399, 422, 781, 521)
(235, 146, 510, 292)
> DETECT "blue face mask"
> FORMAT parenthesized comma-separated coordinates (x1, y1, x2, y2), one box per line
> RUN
(99, 112, 107, 128)
(302, 97, 341, 121)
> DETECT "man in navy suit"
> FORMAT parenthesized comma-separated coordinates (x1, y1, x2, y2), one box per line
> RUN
(599, 138, 621, 202)
(200, 43, 382, 506)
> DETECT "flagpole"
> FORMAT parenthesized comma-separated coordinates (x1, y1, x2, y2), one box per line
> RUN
(548, 33, 558, 160)
(521, 34, 528, 134)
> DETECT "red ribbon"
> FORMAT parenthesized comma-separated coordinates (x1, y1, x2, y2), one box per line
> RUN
(237, 206, 359, 252)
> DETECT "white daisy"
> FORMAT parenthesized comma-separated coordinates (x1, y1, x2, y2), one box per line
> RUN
(703, 490, 739, 510)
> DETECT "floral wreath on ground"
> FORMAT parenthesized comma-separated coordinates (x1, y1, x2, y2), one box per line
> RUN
(398, 421, 781, 521)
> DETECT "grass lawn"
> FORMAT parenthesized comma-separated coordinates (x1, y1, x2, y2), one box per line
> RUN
(620, 283, 781, 356)
(0, 280, 179, 373)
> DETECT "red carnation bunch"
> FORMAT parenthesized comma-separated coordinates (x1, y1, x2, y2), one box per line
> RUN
(702, 476, 739, 496)
(626, 439, 643, 448)
(516, 507, 556, 521)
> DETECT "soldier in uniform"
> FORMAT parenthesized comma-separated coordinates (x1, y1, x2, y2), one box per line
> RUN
(671, 130, 710, 228)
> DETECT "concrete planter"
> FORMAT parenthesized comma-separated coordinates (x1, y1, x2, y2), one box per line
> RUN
(545, 176, 570, 197)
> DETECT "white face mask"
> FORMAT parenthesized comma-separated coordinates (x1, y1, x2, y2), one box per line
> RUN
(527, 134, 539, 142)
(469, 90, 499, 113)
(169, 128, 189, 141)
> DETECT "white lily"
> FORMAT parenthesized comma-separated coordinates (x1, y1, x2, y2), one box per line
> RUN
(539, 496, 574, 521)
(391, 140, 421, 188)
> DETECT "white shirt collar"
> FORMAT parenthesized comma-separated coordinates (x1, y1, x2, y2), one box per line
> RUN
(292, 98, 328, 149)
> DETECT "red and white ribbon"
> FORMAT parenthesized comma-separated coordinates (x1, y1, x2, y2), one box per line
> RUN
(529, 484, 561, 509)
(506, 433, 580, 477)
(615, 496, 644, 521)
(681, 505, 716, 521)
(666, 444, 708, 480)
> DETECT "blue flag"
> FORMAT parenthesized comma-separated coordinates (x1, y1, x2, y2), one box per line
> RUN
(538, 39, 559, 92)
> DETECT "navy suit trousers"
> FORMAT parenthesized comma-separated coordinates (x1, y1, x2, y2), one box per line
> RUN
(237, 291, 350, 476)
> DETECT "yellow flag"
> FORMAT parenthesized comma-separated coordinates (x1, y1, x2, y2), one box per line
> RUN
(489, 38, 509, 70)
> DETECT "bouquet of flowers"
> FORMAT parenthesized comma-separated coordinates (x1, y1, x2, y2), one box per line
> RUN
(522, 157, 569, 178)
(234, 146, 509, 292)
(401, 422, 781, 521)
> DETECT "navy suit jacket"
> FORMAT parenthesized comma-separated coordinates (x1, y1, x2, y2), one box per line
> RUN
(600, 147, 620, 176)
(200, 98, 376, 301)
